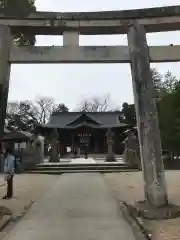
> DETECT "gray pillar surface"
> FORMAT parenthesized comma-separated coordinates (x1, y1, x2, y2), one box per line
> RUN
(63, 31, 79, 46)
(127, 21, 168, 207)
(0, 25, 11, 167)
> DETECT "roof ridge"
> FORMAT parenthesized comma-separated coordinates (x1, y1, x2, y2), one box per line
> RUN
(52, 111, 121, 116)
(66, 113, 102, 126)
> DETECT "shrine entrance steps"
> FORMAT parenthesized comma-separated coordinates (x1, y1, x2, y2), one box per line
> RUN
(25, 157, 138, 174)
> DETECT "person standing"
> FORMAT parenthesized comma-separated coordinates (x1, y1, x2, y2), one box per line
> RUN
(84, 145, 88, 159)
(2, 147, 15, 199)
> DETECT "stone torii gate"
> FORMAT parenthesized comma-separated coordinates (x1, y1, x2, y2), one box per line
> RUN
(1, 5, 180, 214)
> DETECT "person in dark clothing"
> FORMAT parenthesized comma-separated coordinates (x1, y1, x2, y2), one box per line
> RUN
(84, 145, 88, 159)
(2, 147, 15, 199)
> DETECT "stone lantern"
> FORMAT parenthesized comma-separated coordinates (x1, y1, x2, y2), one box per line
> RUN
(106, 128, 116, 162)
(49, 129, 59, 162)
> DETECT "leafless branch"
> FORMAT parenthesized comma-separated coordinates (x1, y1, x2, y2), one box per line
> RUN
(77, 94, 112, 112)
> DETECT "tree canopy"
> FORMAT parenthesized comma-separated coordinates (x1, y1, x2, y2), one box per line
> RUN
(0, 0, 36, 45)
(119, 69, 180, 156)
(6, 97, 69, 132)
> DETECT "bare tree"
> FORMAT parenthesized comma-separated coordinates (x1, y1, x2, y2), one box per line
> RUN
(6, 97, 69, 131)
(6, 102, 19, 116)
(77, 94, 112, 112)
(35, 97, 55, 124)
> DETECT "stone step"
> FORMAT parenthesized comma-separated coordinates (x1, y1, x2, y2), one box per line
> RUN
(35, 165, 129, 171)
(25, 169, 139, 174)
(37, 163, 127, 168)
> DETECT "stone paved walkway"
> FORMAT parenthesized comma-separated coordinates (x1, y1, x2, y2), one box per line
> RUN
(3, 173, 135, 240)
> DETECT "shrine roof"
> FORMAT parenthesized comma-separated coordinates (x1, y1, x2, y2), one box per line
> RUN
(38, 112, 128, 129)
(3, 130, 34, 141)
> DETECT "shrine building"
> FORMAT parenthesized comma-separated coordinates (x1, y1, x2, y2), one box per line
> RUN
(37, 112, 131, 156)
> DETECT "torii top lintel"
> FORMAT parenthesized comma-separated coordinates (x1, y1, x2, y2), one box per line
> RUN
(0, 5, 179, 35)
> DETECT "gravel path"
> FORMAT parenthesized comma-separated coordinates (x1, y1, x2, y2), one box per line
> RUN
(104, 171, 180, 240)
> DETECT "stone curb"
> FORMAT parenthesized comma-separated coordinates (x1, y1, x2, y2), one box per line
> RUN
(119, 202, 151, 240)
(0, 215, 12, 232)
(101, 174, 150, 239)
(0, 201, 34, 236)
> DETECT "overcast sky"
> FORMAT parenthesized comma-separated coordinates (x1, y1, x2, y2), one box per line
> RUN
(8, 0, 180, 110)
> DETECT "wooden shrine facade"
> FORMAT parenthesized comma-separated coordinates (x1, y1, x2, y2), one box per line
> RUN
(37, 112, 130, 155)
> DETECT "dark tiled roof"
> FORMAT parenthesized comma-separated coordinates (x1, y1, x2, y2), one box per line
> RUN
(18, 131, 33, 138)
(3, 131, 33, 141)
(41, 112, 128, 129)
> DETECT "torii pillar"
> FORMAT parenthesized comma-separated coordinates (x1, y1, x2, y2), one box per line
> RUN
(127, 21, 168, 209)
(0, 25, 11, 163)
